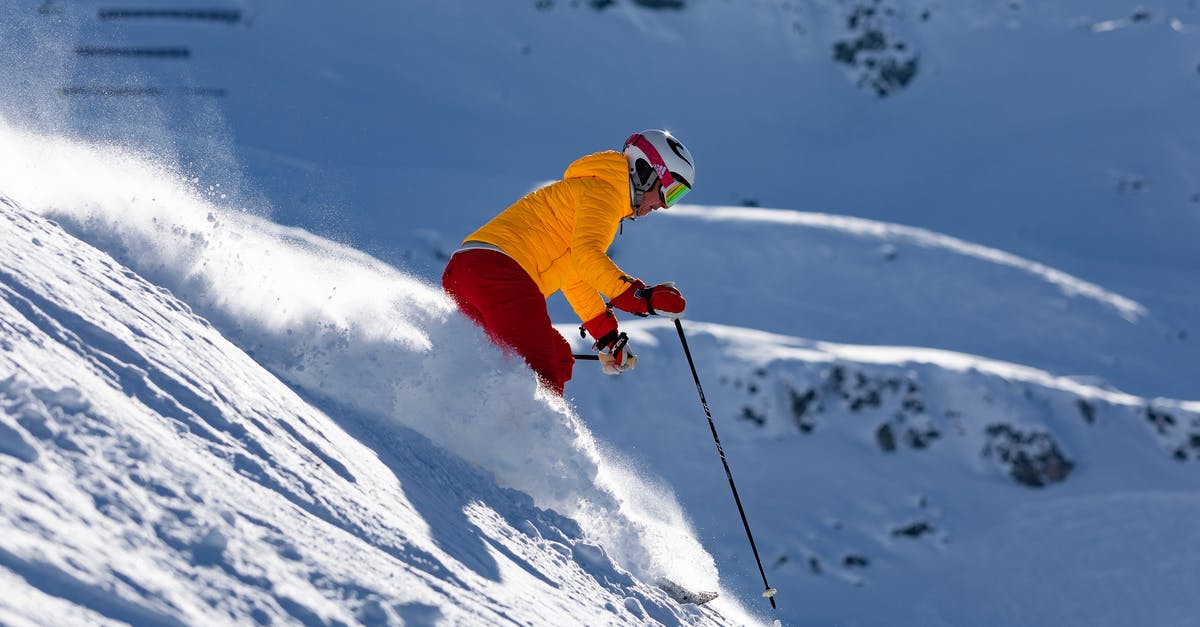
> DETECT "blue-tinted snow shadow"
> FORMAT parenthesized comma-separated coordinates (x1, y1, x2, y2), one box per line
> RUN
(0, 547, 184, 627)
(304, 395, 716, 627)
(297, 389, 582, 589)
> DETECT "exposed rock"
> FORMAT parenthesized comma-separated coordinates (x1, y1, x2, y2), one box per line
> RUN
(1145, 406, 1177, 435)
(876, 422, 897, 452)
(904, 423, 940, 449)
(891, 520, 935, 538)
(1076, 399, 1096, 424)
(1174, 433, 1200, 461)
(831, 0, 919, 97)
(983, 424, 1075, 487)
(632, 0, 685, 9)
(789, 386, 821, 433)
(740, 406, 767, 427)
(843, 553, 869, 568)
(1116, 175, 1148, 193)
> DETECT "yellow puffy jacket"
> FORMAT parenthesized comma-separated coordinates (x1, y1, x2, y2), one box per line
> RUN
(463, 151, 638, 323)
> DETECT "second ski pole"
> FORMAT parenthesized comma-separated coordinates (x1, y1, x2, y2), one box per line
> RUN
(674, 318, 778, 609)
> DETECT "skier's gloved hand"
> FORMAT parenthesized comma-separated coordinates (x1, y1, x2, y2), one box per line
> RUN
(581, 310, 637, 375)
(592, 343, 633, 372)
(610, 279, 686, 318)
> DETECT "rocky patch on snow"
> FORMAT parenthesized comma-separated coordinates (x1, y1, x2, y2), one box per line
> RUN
(1144, 405, 1200, 461)
(721, 359, 1197, 489)
(535, 0, 684, 11)
(982, 423, 1074, 488)
(831, 0, 920, 97)
(728, 363, 944, 453)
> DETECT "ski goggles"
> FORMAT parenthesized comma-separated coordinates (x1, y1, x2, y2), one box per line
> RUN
(626, 133, 692, 207)
(659, 178, 691, 207)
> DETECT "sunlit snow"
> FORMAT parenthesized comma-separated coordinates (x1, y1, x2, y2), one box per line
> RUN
(2, 0, 1199, 625)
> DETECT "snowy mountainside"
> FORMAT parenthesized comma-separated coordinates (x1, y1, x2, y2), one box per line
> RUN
(8, 0, 1199, 323)
(581, 204, 1196, 398)
(5, 0, 1198, 395)
(0, 196, 750, 625)
(3, 0, 1200, 624)
(564, 318, 1200, 625)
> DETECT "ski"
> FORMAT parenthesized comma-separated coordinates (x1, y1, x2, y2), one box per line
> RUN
(657, 579, 719, 605)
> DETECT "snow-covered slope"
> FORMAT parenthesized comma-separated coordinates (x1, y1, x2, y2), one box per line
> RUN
(5, 116, 1199, 625)
(567, 317, 1200, 626)
(584, 203, 1198, 400)
(0, 194, 753, 625)
(3, 0, 1200, 624)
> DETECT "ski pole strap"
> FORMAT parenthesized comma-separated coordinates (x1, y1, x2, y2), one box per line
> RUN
(609, 331, 629, 355)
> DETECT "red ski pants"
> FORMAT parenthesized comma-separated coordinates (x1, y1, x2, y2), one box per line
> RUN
(442, 249, 574, 395)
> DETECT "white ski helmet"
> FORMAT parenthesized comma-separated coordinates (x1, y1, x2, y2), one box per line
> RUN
(623, 129, 695, 207)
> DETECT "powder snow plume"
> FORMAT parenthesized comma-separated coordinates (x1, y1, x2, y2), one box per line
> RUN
(0, 117, 724, 596)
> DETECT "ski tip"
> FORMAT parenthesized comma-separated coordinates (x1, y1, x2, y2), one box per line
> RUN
(657, 579, 719, 605)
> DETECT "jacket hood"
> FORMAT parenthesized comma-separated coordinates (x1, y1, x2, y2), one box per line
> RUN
(564, 151, 633, 216)
(563, 151, 629, 184)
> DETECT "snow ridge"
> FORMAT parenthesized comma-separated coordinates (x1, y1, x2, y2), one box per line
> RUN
(668, 206, 1147, 322)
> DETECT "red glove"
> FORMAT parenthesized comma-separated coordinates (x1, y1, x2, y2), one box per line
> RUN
(580, 310, 637, 374)
(610, 280, 686, 318)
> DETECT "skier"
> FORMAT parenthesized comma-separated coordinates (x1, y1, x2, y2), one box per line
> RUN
(442, 129, 695, 395)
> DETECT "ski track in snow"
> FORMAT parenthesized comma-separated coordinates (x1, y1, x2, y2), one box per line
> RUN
(667, 206, 1148, 323)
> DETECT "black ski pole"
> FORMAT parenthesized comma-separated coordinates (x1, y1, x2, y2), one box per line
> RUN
(674, 318, 778, 608)
(573, 353, 600, 360)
